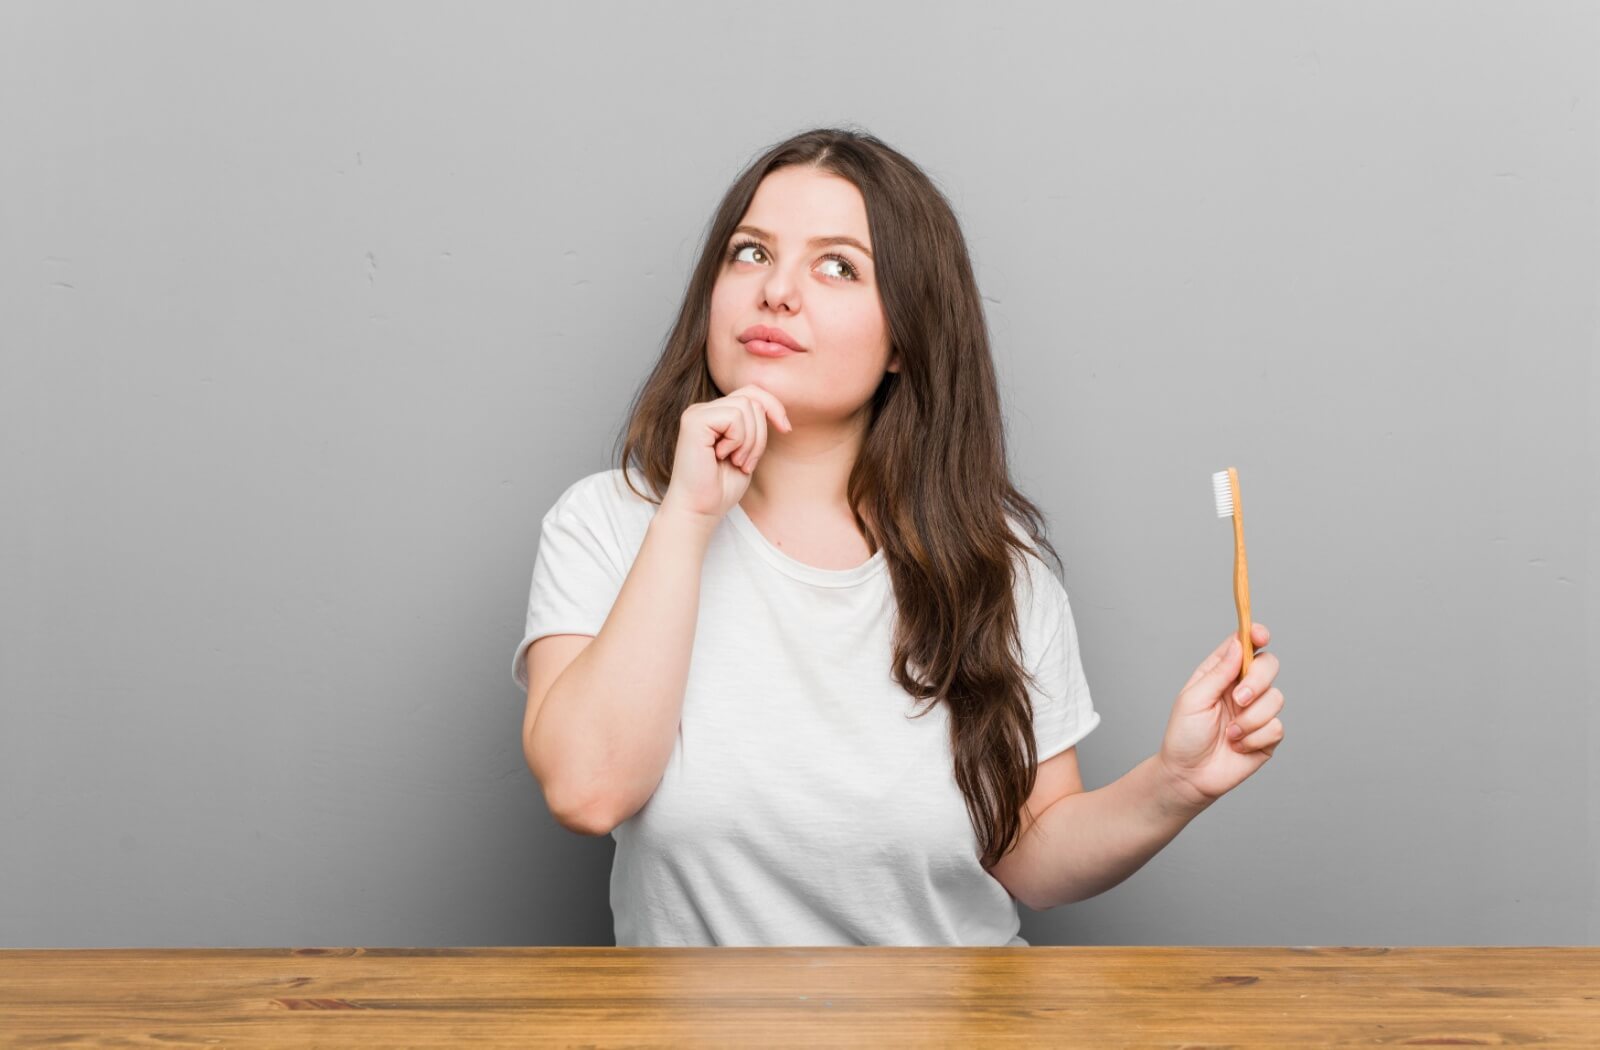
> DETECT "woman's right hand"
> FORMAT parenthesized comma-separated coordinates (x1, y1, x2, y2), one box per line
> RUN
(660, 384, 792, 525)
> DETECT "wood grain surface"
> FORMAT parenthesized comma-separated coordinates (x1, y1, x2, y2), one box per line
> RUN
(2, 946, 1596, 1046)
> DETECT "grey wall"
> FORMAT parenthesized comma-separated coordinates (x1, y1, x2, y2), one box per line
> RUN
(3, 1, 1595, 948)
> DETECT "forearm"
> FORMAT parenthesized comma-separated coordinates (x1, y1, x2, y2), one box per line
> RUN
(529, 507, 715, 832)
(1016, 753, 1212, 911)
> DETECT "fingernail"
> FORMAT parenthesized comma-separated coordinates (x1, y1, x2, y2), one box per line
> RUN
(1228, 724, 1243, 740)
(1234, 685, 1251, 704)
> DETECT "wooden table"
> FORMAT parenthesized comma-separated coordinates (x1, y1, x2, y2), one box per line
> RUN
(3, 946, 1596, 1046)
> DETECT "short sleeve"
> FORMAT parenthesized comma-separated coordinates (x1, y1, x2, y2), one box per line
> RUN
(1020, 557, 1101, 763)
(511, 473, 629, 693)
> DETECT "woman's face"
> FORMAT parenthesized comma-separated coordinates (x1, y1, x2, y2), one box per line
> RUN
(707, 166, 897, 425)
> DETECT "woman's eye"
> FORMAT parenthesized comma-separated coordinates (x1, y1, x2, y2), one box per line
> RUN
(818, 256, 857, 281)
(728, 241, 859, 282)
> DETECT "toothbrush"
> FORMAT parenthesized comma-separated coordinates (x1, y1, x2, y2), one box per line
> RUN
(1212, 467, 1254, 688)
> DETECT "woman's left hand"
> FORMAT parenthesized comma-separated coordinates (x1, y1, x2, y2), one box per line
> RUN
(1157, 623, 1284, 808)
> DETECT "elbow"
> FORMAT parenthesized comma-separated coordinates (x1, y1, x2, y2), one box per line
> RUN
(554, 797, 618, 837)
(522, 729, 626, 836)
(524, 739, 610, 837)
(542, 779, 619, 837)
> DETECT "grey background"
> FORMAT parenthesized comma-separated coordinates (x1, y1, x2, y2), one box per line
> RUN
(2, 1, 1594, 948)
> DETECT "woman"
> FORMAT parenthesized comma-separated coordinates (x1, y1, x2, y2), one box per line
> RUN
(514, 126, 1285, 946)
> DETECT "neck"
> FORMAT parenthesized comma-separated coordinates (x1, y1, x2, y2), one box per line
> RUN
(741, 414, 867, 518)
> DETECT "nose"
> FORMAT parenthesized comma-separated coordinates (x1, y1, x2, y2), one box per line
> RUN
(760, 264, 799, 313)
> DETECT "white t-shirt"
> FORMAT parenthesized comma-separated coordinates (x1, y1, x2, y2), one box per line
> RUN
(511, 467, 1101, 946)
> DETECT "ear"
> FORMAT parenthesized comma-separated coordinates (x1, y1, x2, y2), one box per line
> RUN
(887, 349, 901, 373)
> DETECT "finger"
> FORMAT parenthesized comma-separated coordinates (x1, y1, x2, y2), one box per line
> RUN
(1234, 716, 1284, 753)
(714, 408, 745, 462)
(734, 385, 793, 434)
(1184, 633, 1248, 696)
(1230, 687, 1283, 736)
(1228, 622, 1271, 655)
(1185, 622, 1271, 690)
(733, 395, 759, 471)
(1230, 651, 1280, 706)
(1182, 635, 1239, 692)
(747, 394, 768, 471)
(1207, 622, 1269, 666)
(727, 402, 746, 468)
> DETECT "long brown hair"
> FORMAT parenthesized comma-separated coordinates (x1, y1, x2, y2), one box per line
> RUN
(611, 125, 1066, 870)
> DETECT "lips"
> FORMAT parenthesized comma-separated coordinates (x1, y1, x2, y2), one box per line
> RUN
(738, 325, 806, 352)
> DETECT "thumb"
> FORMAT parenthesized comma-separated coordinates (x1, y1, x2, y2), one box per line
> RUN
(1188, 635, 1245, 697)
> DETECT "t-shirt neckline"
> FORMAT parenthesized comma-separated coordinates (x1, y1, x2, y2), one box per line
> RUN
(725, 501, 887, 588)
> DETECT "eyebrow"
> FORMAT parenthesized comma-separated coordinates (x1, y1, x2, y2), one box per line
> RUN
(732, 224, 873, 260)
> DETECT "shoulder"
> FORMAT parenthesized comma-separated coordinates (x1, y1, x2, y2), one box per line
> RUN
(1004, 514, 1067, 603)
(543, 467, 660, 562)
(1003, 515, 1076, 656)
(550, 466, 658, 518)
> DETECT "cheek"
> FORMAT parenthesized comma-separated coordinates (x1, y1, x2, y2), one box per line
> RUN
(826, 301, 889, 365)
(846, 304, 885, 345)
(707, 282, 731, 326)
(706, 284, 738, 353)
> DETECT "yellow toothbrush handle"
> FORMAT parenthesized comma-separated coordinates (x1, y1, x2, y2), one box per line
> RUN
(1229, 467, 1253, 679)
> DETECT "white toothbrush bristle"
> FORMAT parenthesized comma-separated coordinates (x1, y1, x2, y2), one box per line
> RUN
(1212, 469, 1234, 518)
